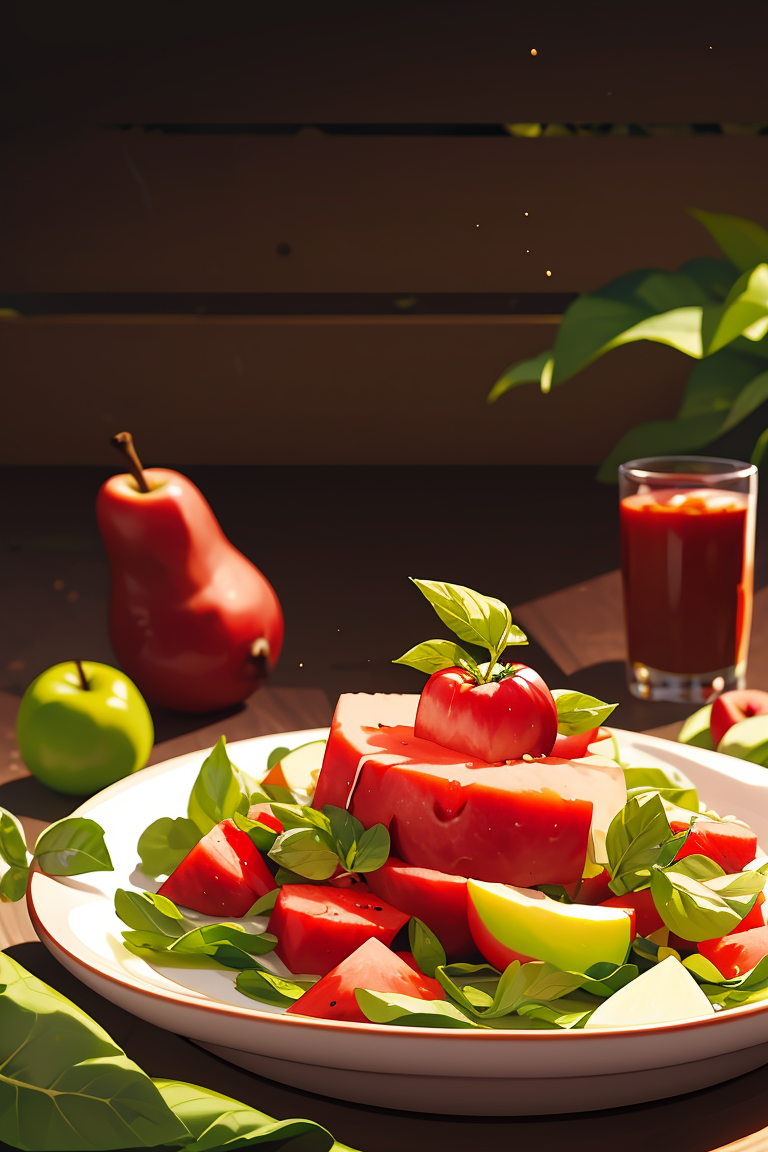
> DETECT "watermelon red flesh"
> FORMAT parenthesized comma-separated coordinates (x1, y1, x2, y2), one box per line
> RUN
(698, 925, 768, 978)
(158, 819, 276, 917)
(552, 727, 612, 759)
(569, 869, 613, 905)
(601, 889, 661, 938)
(286, 937, 445, 1023)
(247, 803, 284, 835)
(268, 884, 409, 976)
(671, 819, 758, 873)
(366, 856, 473, 959)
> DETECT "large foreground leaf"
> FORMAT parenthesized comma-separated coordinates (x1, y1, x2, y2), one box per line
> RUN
(690, 209, 768, 273)
(0, 953, 186, 1151)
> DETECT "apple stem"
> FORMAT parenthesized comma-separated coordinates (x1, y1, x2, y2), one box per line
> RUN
(111, 432, 150, 493)
(246, 637, 271, 680)
(74, 660, 89, 690)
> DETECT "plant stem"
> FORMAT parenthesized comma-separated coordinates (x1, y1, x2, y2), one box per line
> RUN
(74, 660, 89, 690)
(110, 432, 150, 493)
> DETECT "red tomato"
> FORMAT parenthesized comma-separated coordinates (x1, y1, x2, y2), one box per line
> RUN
(268, 884, 409, 975)
(159, 818, 276, 917)
(600, 889, 660, 938)
(414, 664, 557, 762)
(671, 819, 758, 874)
(553, 727, 613, 759)
(710, 689, 768, 748)
(366, 856, 473, 959)
(698, 925, 768, 978)
(568, 869, 613, 905)
(286, 937, 444, 1022)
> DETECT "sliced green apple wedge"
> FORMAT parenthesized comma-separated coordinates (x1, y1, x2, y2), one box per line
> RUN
(262, 740, 327, 797)
(584, 955, 714, 1029)
(467, 880, 632, 973)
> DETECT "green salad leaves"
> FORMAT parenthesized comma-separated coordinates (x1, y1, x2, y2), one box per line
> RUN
(268, 804, 390, 882)
(0, 808, 113, 901)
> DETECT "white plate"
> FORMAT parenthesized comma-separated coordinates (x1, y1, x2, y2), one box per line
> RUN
(29, 727, 768, 1116)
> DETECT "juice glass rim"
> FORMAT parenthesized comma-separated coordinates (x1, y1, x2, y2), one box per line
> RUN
(619, 455, 757, 485)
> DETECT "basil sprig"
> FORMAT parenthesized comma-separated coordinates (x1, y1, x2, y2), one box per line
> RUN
(114, 889, 277, 969)
(137, 736, 256, 880)
(683, 954, 768, 1008)
(393, 578, 528, 686)
(409, 918, 447, 978)
(268, 804, 390, 882)
(649, 854, 764, 942)
(551, 690, 617, 736)
(0, 951, 345, 1151)
(236, 969, 317, 1007)
(605, 791, 688, 897)
(0, 807, 113, 901)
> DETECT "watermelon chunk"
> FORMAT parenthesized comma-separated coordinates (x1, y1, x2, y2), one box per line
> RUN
(158, 819, 276, 917)
(671, 819, 758, 874)
(286, 937, 444, 1022)
(313, 693, 626, 887)
(698, 925, 768, 978)
(268, 884, 409, 975)
(601, 888, 660, 938)
(366, 856, 473, 959)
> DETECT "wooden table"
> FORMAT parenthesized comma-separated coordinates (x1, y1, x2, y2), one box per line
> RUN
(2, 464, 768, 1152)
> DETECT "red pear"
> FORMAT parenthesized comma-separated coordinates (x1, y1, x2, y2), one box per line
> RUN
(96, 434, 283, 713)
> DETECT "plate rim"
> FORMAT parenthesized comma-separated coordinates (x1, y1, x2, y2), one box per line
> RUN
(28, 725, 768, 1044)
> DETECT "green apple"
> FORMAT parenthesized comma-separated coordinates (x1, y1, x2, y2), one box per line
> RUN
(262, 740, 326, 796)
(16, 660, 154, 795)
(584, 955, 714, 1029)
(717, 714, 768, 767)
(678, 704, 714, 750)
(467, 879, 632, 973)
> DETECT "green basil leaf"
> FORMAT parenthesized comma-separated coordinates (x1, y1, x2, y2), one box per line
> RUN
(393, 639, 482, 679)
(115, 889, 186, 938)
(516, 998, 596, 1029)
(245, 888, 280, 916)
(323, 804, 364, 863)
(0, 806, 29, 868)
(261, 783, 297, 804)
(33, 817, 113, 876)
(0, 864, 29, 902)
(270, 804, 332, 834)
(236, 969, 317, 1007)
(121, 929, 178, 952)
(606, 792, 675, 896)
(351, 823, 390, 873)
(152, 1077, 335, 1151)
(551, 690, 617, 736)
(231, 811, 279, 853)
(435, 962, 502, 1014)
(410, 578, 519, 657)
(623, 766, 699, 813)
(137, 816, 201, 880)
(355, 988, 485, 1029)
(169, 922, 277, 960)
(266, 745, 290, 772)
(0, 952, 188, 1151)
(187, 736, 251, 835)
(577, 962, 639, 997)
(408, 917, 447, 978)
(268, 827, 339, 880)
(650, 860, 763, 942)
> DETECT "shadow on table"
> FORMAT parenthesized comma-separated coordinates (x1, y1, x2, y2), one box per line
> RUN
(2, 943, 767, 1152)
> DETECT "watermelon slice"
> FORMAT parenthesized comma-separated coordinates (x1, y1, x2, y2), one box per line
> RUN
(601, 888, 661, 938)
(366, 856, 473, 959)
(313, 693, 626, 887)
(159, 819, 276, 917)
(268, 884, 409, 975)
(671, 819, 758, 874)
(286, 937, 444, 1022)
(698, 924, 768, 978)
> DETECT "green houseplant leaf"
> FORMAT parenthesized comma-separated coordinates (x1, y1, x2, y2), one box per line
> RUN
(152, 1078, 336, 1150)
(689, 209, 768, 273)
(703, 264, 768, 354)
(0, 951, 188, 1151)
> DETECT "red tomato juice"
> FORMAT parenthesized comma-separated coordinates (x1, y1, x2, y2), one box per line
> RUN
(620, 488, 752, 675)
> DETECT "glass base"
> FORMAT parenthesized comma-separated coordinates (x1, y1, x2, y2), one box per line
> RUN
(626, 660, 746, 704)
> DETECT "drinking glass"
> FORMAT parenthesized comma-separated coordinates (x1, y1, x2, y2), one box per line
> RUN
(619, 456, 757, 703)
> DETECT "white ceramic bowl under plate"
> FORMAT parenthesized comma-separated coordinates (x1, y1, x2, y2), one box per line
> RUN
(28, 727, 768, 1116)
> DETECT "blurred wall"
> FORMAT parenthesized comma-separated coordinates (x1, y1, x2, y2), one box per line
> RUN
(1, 4, 767, 466)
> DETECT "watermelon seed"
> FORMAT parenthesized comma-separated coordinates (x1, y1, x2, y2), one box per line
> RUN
(330, 1000, 337, 1006)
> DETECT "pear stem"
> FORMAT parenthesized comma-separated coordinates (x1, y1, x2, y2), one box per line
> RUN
(74, 660, 89, 690)
(111, 432, 150, 493)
